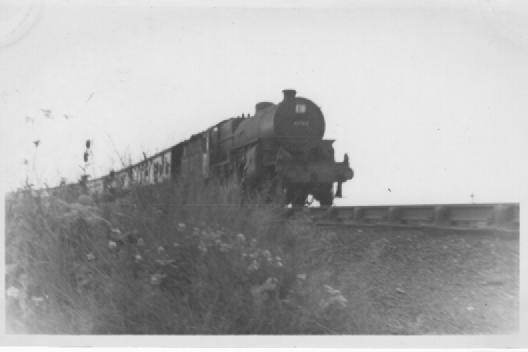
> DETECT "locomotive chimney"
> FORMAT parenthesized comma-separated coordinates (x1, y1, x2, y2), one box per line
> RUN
(255, 102, 273, 113)
(282, 89, 296, 100)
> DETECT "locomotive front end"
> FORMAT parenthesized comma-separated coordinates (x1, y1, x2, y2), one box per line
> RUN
(230, 89, 353, 206)
(271, 89, 353, 206)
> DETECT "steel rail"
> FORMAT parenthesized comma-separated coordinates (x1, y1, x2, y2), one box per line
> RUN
(302, 203, 519, 233)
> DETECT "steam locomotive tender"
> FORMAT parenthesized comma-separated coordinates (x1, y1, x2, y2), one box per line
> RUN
(85, 89, 354, 206)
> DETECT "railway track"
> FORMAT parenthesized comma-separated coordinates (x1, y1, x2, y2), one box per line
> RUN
(302, 203, 519, 233)
(6, 187, 519, 233)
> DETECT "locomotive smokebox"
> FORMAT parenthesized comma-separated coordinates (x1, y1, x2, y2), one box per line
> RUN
(282, 89, 297, 100)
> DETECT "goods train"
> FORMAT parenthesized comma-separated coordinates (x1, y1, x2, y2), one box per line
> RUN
(79, 89, 353, 205)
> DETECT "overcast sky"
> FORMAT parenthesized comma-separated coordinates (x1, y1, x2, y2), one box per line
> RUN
(1, 0, 527, 205)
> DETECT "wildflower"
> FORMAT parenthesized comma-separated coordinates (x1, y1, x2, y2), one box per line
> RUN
(108, 240, 117, 249)
(248, 260, 259, 272)
(334, 295, 348, 308)
(150, 273, 167, 285)
(266, 277, 278, 287)
(236, 233, 246, 242)
(320, 294, 348, 309)
(134, 253, 143, 261)
(177, 222, 186, 231)
(215, 239, 230, 253)
(276, 261, 283, 268)
(296, 273, 307, 280)
(254, 277, 278, 293)
(155, 259, 175, 266)
(320, 285, 348, 309)
(323, 285, 341, 295)
(31, 296, 45, 303)
(6, 286, 19, 299)
(251, 277, 279, 305)
(157, 245, 165, 254)
(137, 238, 145, 246)
(198, 241, 207, 254)
(262, 250, 272, 262)
(86, 253, 96, 261)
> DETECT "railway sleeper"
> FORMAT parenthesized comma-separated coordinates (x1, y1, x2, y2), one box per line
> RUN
(449, 217, 490, 228)
(399, 216, 433, 225)
(361, 215, 388, 223)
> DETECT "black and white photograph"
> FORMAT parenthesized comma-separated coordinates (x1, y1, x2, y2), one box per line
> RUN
(1, 0, 526, 348)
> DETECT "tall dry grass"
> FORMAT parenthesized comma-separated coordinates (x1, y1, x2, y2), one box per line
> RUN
(5, 178, 352, 334)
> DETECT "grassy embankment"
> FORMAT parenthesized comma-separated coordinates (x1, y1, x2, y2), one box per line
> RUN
(5, 178, 352, 334)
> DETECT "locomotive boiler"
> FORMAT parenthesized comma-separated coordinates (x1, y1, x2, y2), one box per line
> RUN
(83, 89, 354, 206)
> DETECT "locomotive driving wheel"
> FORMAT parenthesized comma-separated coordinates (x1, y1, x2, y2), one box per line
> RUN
(286, 184, 308, 207)
(315, 183, 334, 206)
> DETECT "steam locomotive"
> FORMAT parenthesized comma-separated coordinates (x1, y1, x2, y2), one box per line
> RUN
(84, 89, 354, 206)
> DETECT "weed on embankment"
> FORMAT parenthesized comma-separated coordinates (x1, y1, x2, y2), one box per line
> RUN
(5, 179, 352, 334)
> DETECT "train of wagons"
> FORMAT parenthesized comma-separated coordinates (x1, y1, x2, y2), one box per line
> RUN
(77, 89, 353, 206)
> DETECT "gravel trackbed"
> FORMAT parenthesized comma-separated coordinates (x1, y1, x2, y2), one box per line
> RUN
(316, 227, 518, 334)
